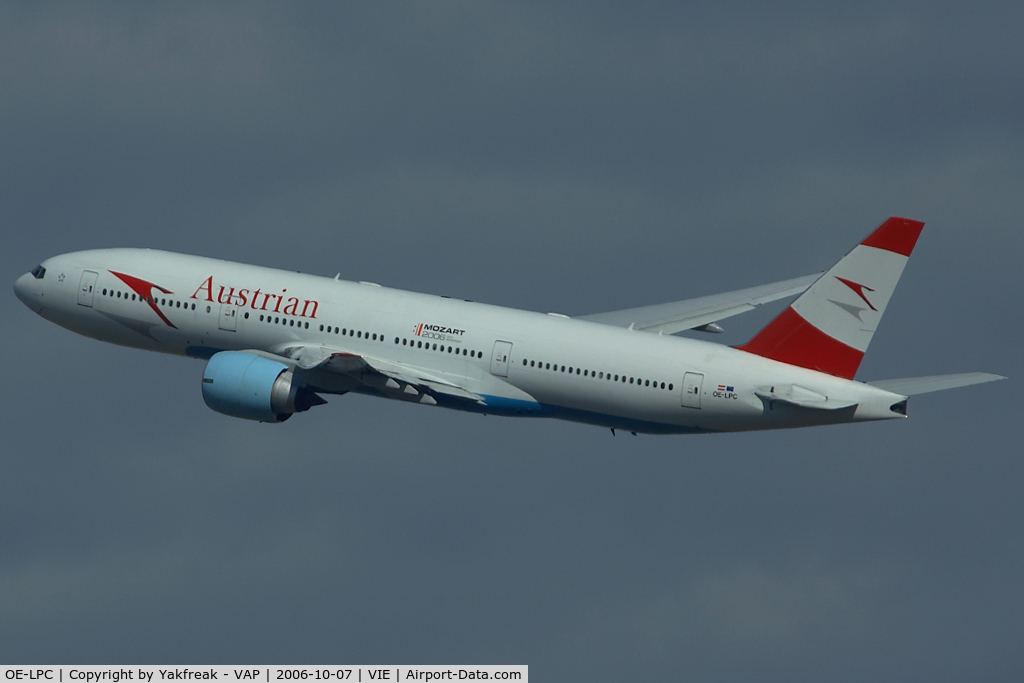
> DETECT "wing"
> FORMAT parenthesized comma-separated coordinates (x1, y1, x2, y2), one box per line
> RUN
(281, 343, 485, 405)
(577, 273, 822, 334)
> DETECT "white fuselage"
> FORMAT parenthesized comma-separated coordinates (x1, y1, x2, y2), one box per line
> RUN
(14, 249, 908, 434)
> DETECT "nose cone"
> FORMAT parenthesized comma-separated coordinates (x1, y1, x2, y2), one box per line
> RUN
(14, 272, 41, 311)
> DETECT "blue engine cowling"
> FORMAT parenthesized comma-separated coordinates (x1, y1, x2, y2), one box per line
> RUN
(202, 351, 326, 422)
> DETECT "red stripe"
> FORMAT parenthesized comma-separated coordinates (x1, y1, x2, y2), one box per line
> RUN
(860, 217, 924, 257)
(737, 307, 864, 379)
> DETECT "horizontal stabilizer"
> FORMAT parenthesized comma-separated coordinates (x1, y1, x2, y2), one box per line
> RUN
(867, 373, 1006, 396)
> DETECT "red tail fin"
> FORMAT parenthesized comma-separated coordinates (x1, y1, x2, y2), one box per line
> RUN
(737, 217, 924, 379)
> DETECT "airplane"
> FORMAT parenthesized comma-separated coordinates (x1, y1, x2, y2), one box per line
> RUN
(13, 217, 1005, 434)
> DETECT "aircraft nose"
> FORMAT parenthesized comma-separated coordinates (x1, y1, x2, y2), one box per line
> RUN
(14, 271, 39, 309)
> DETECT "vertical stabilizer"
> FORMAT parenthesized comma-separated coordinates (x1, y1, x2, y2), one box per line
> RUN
(737, 217, 924, 379)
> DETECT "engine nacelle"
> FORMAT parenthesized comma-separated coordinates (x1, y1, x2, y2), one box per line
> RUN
(202, 351, 326, 422)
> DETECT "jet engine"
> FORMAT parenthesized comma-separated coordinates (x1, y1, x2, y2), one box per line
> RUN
(202, 351, 326, 422)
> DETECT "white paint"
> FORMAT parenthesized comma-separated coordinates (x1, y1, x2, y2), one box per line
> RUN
(12, 241, 992, 434)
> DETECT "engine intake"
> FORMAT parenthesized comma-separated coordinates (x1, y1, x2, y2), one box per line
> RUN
(202, 351, 326, 422)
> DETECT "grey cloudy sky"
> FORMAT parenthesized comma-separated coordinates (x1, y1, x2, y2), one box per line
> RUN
(2, 2, 1022, 680)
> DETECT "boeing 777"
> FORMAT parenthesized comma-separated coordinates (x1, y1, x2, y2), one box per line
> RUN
(13, 217, 1005, 434)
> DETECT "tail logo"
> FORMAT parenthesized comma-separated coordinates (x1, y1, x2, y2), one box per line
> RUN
(835, 277, 878, 311)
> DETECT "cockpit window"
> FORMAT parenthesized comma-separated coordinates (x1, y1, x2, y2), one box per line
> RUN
(30, 265, 46, 279)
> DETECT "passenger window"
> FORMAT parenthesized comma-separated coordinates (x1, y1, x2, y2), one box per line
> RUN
(669, 384, 674, 390)
(432, 343, 437, 350)
(191, 303, 196, 310)
(244, 312, 249, 319)
(417, 341, 422, 348)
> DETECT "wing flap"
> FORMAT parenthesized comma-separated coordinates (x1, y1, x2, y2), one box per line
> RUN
(578, 273, 821, 334)
(282, 343, 485, 404)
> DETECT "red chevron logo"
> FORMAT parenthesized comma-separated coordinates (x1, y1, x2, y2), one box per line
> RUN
(835, 276, 877, 311)
(110, 270, 177, 328)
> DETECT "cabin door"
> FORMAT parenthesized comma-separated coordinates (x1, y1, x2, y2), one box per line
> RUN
(681, 372, 703, 409)
(78, 270, 98, 307)
(219, 303, 238, 331)
(490, 341, 513, 377)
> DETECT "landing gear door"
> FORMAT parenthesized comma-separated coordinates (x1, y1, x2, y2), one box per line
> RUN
(681, 372, 703, 409)
(490, 340, 513, 377)
(219, 303, 238, 331)
(77, 270, 98, 307)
